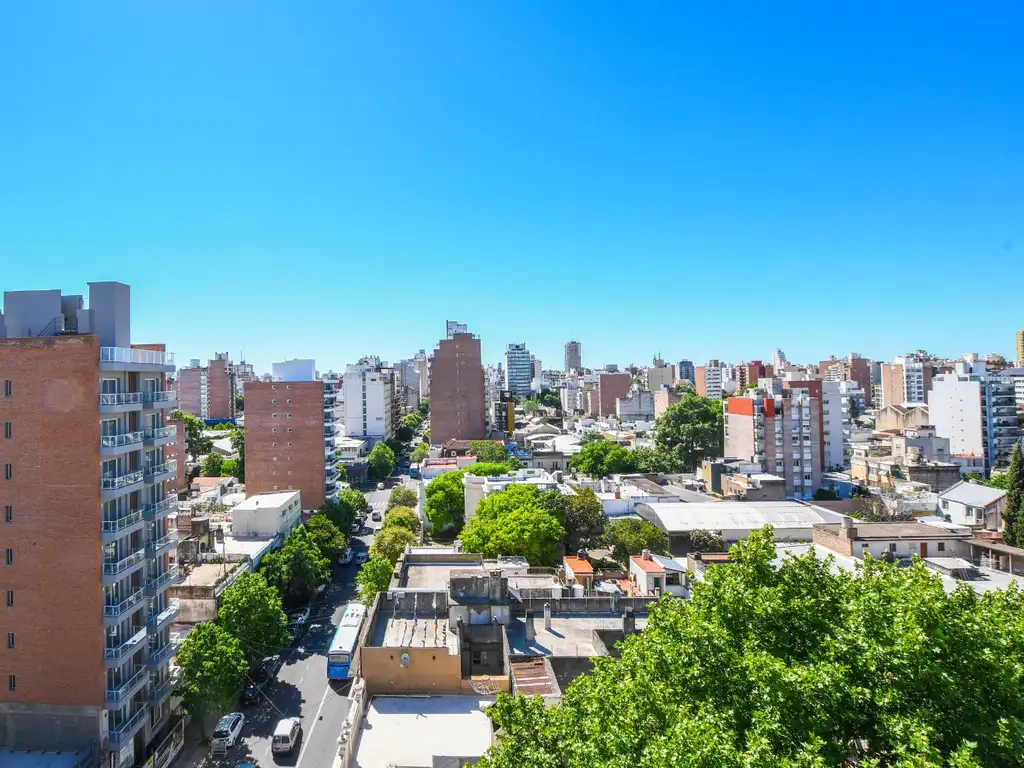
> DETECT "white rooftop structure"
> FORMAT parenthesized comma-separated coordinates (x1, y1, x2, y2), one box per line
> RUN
(636, 501, 847, 542)
(939, 480, 1007, 508)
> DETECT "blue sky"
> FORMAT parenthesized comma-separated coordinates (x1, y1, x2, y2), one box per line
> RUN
(1, 2, 1022, 372)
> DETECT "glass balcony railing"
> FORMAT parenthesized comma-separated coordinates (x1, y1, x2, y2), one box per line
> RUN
(102, 511, 143, 534)
(145, 531, 178, 556)
(101, 470, 144, 491)
(101, 347, 175, 367)
(144, 426, 176, 442)
(145, 569, 179, 595)
(143, 463, 174, 481)
(143, 391, 177, 405)
(104, 588, 144, 618)
(103, 549, 145, 576)
(107, 706, 147, 745)
(143, 497, 177, 518)
(106, 665, 148, 704)
(101, 431, 144, 449)
(146, 598, 180, 629)
(104, 626, 148, 661)
(100, 392, 144, 407)
(149, 676, 176, 702)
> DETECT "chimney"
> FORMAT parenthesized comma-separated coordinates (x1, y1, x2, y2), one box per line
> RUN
(642, 549, 651, 560)
(622, 606, 636, 636)
(524, 611, 535, 643)
(841, 516, 856, 539)
(543, 602, 552, 631)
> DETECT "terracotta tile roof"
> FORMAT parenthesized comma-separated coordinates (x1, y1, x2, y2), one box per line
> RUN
(630, 554, 665, 573)
(563, 555, 594, 575)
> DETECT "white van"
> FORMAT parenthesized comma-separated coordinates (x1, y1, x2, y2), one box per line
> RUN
(272, 717, 301, 754)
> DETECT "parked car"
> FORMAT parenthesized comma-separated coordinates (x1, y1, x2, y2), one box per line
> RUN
(339, 548, 354, 565)
(377, 482, 386, 490)
(272, 717, 302, 754)
(288, 607, 311, 626)
(355, 552, 368, 565)
(242, 656, 281, 704)
(371, 510, 382, 522)
(212, 712, 245, 750)
(350, 522, 362, 535)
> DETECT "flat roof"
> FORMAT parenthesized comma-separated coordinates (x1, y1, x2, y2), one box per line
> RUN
(232, 491, 299, 511)
(401, 561, 484, 589)
(563, 555, 593, 574)
(371, 616, 459, 652)
(510, 657, 558, 696)
(506, 614, 648, 656)
(638, 501, 838, 533)
(354, 695, 496, 768)
(0, 751, 89, 768)
(816, 522, 969, 540)
(178, 561, 244, 588)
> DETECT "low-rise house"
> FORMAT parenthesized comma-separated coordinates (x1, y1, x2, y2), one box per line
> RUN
(938, 481, 1007, 532)
(812, 518, 973, 560)
(723, 471, 787, 501)
(562, 554, 595, 590)
(230, 490, 302, 537)
(628, 550, 688, 596)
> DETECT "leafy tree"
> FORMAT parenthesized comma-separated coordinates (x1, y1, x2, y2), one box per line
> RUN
(202, 452, 223, 477)
(814, 487, 839, 501)
(568, 440, 636, 477)
(368, 441, 396, 480)
(1003, 441, 1024, 546)
(563, 488, 605, 552)
(395, 425, 413, 443)
(388, 486, 418, 509)
(631, 445, 684, 474)
(369, 525, 417, 563)
(460, 494, 565, 566)
(848, 396, 861, 421)
(688, 528, 726, 552)
(424, 428, 430, 443)
(403, 413, 424, 429)
(340, 488, 371, 516)
(522, 396, 542, 414)
(538, 390, 562, 408)
(465, 462, 515, 476)
(653, 394, 724, 471)
(411, 442, 430, 463)
(260, 529, 330, 605)
(336, 463, 348, 482)
(579, 430, 604, 444)
(356, 556, 394, 605)
(468, 440, 509, 463)
(418, 397, 430, 416)
(229, 428, 245, 481)
(175, 623, 248, 740)
(603, 518, 669, 566)
(478, 526, 1024, 767)
(674, 384, 696, 395)
(235, 393, 244, 413)
(424, 470, 467, 531)
(319, 496, 357, 532)
(220, 458, 238, 477)
(382, 506, 421, 534)
(211, 421, 234, 431)
(304, 513, 348, 561)
(172, 409, 212, 459)
(218, 571, 291, 663)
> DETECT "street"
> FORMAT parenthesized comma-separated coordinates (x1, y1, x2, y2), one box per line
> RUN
(185, 469, 418, 768)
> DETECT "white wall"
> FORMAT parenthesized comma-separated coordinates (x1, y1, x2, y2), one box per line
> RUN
(273, 359, 317, 382)
(343, 364, 393, 440)
(929, 374, 985, 460)
(232, 493, 302, 536)
(821, 381, 846, 470)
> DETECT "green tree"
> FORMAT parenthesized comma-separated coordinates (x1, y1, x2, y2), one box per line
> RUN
(563, 488, 605, 552)
(1002, 441, 1024, 546)
(368, 441, 397, 480)
(340, 488, 371, 516)
(172, 409, 212, 459)
(538, 390, 562, 409)
(631, 445, 684, 474)
(468, 440, 509, 463)
(260, 529, 330, 605)
(465, 462, 515, 477)
(319, 496, 357, 532)
(235, 393, 244, 413)
(424, 470, 467, 531)
(218, 571, 291, 663)
(356, 556, 394, 605)
(603, 518, 669, 566)
(424, 428, 430, 443)
(175, 623, 248, 740)
(579, 430, 604, 444)
(304, 513, 348, 561)
(460, 496, 565, 566)
(202, 452, 223, 477)
(688, 528, 726, 552)
(478, 526, 1024, 767)
(848, 396, 861, 421)
(382, 506, 421, 534)
(418, 397, 430, 416)
(336, 463, 348, 482)
(388, 486, 418, 509)
(522, 396, 542, 414)
(653, 394, 724, 471)
(568, 440, 636, 477)
(674, 384, 696, 395)
(229, 428, 245, 481)
(403, 413, 424, 429)
(369, 525, 417, 563)
(220, 458, 238, 477)
(395, 425, 414, 443)
(411, 442, 431, 463)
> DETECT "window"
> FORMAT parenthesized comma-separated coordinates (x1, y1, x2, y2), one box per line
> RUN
(3, 422, 10, 439)
(938, 542, 946, 552)
(4, 506, 10, 523)
(4, 549, 11, 564)
(940, 499, 948, 510)
(888, 543, 896, 553)
(6, 633, 12, 648)
(7, 675, 13, 691)
(3, 380, 10, 397)
(3, 465, 9, 480)
(5, 591, 12, 607)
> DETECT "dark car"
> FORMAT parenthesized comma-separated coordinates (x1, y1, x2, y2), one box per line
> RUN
(242, 656, 281, 704)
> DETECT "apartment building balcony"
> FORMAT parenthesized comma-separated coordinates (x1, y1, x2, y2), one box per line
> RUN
(325, 479, 338, 496)
(104, 626, 148, 668)
(148, 675, 177, 705)
(102, 548, 146, 583)
(323, 410, 339, 424)
(146, 633, 182, 668)
(144, 426, 177, 447)
(106, 665, 149, 706)
(101, 430, 145, 456)
(102, 510, 145, 543)
(100, 346, 175, 372)
(145, 531, 178, 558)
(106, 706, 148, 747)
(100, 392, 144, 413)
(324, 424, 338, 437)
(143, 496, 177, 521)
(144, 462, 176, 484)
(325, 465, 340, 480)
(101, 469, 144, 499)
(145, 567, 179, 597)
(146, 598, 180, 631)
(143, 390, 178, 410)
(104, 588, 145, 621)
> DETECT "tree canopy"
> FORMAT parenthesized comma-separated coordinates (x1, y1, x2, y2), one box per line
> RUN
(418, 397, 429, 416)
(631, 445, 684, 474)
(356, 556, 394, 605)
(318, 495, 358, 532)
(424, 470, 466, 532)
(562, 488, 605, 552)
(411, 442, 431, 463)
(468, 440, 509, 463)
(228, 427, 245, 481)
(303, 513, 348, 561)
(395, 425, 414, 443)
(202, 452, 223, 477)
(569, 440, 635, 477)
(340, 488, 372, 516)
(653, 394, 724, 471)
(260, 528, 330, 606)
(460, 485, 565, 565)
(387, 485, 418, 510)
(172, 408, 212, 459)
(466, 461, 516, 477)
(479, 526, 1024, 767)
(369, 525, 417, 563)
(368, 441, 397, 480)
(689, 528, 726, 552)
(603, 518, 669, 566)
(175, 622, 248, 739)
(382, 506, 421, 534)
(1002, 442, 1024, 546)
(218, 571, 291, 663)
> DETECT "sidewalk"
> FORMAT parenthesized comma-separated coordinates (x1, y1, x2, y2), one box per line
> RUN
(171, 719, 212, 768)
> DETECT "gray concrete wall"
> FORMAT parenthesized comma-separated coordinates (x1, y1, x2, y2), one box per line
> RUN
(0, 702, 103, 750)
(87, 281, 131, 347)
(1, 289, 63, 338)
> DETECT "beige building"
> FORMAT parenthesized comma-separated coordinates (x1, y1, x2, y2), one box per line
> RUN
(876, 403, 930, 432)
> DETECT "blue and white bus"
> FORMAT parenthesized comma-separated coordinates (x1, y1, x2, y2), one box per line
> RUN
(327, 603, 367, 680)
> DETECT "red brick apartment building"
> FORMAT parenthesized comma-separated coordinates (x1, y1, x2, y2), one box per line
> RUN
(0, 282, 181, 761)
(592, 372, 631, 417)
(173, 353, 235, 420)
(430, 332, 486, 444)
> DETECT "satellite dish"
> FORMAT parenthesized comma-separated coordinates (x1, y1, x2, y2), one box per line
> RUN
(400, 653, 410, 667)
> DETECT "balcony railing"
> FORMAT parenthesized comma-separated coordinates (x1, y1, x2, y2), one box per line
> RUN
(106, 665, 148, 704)
(104, 588, 144, 618)
(145, 531, 179, 556)
(144, 462, 174, 481)
(102, 510, 143, 534)
(104, 626, 148, 661)
(101, 431, 144, 449)
(144, 426, 176, 442)
(146, 569, 179, 595)
(107, 707, 148, 745)
(101, 470, 144, 492)
(147, 641, 176, 668)
(103, 549, 145, 576)
(100, 392, 144, 407)
(146, 598, 180, 629)
(101, 347, 174, 367)
(149, 676, 176, 702)
(143, 496, 178, 518)
(143, 390, 176, 404)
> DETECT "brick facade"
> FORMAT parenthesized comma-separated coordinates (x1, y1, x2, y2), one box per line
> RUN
(431, 333, 485, 444)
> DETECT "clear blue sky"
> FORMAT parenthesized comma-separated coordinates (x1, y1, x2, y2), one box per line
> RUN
(1, 2, 1022, 372)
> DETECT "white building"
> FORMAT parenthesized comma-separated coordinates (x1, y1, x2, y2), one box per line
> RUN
(821, 381, 846, 470)
(231, 491, 303, 537)
(772, 348, 788, 371)
(645, 364, 675, 393)
(701, 364, 724, 400)
(463, 468, 565, 521)
(616, 390, 655, 421)
(938, 480, 1007, 532)
(343, 360, 396, 442)
(504, 343, 534, 397)
(560, 377, 585, 413)
(412, 349, 430, 397)
(272, 358, 317, 382)
(445, 320, 468, 338)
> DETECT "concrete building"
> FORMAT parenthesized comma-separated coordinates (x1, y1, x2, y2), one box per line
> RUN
(821, 381, 845, 470)
(628, 551, 688, 597)
(432, 332, 486, 445)
(818, 353, 871, 398)
(929, 361, 1020, 474)
(445, 320, 468, 338)
(593, 372, 631, 417)
(343, 358, 396, 443)
(246, 363, 337, 511)
(0, 282, 181, 760)
(560, 377, 585, 414)
(412, 349, 430, 397)
(229, 491, 302, 537)
(504, 343, 534, 398)
(939, 481, 1007, 532)
(564, 340, 582, 372)
(394, 359, 422, 416)
(694, 361, 723, 399)
(173, 353, 235, 420)
(616, 390, 655, 422)
(876, 403, 930, 432)
(812, 518, 972, 561)
(653, 388, 681, 419)
(644, 361, 675, 393)
(880, 353, 935, 407)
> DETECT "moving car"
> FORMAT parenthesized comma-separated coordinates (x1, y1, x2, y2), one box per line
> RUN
(339, 548, 353, 565)
(377, 482, 386, 490)
(355, 552, 368, 565)
(212, 712, 245, 750)
(242, 655, 281, 705)
(272, 717, 302, 754)
(371, 510, 382, 522)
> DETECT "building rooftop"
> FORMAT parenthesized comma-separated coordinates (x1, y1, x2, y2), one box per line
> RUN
(232, 491, 299, 511)
(637, 501, 841, 534)
(665, 485, 723, 503)
(629, 554, 664, 573)
(354, 695, 496, 768)
(509, 657, 559, 697)
(178, 561, 244, 588)
(563, 555, 593, 574)
(371, 616, 459, 652)
(816, 521, 971, 540)
(619, 476, 674, 496)
(400, 560, 485, 589)
(506, 613, 648, 656)
(939, 480, 1006, 507)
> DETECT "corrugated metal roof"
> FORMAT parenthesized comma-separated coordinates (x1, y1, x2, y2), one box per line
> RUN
(940, 481, 1006, 507)
(638, 501, 835, 533)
